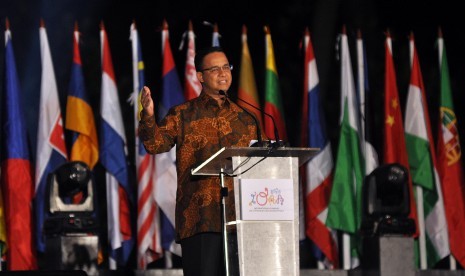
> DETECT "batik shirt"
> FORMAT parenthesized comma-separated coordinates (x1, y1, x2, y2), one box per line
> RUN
(139, 91, 259, 242)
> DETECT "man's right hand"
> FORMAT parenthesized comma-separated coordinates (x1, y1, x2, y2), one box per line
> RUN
(141, 86, 154, 117)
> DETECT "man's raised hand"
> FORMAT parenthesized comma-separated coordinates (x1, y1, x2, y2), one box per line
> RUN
(141, 86, 154, 116)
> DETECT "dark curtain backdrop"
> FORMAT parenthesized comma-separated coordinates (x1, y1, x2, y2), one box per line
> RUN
(1, 0, 465, 162)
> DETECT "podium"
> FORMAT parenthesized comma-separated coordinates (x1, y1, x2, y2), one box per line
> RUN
(192, 146, 318, 276)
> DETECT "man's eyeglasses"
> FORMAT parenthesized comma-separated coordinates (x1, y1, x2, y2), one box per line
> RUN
(201, 64, 233, 74)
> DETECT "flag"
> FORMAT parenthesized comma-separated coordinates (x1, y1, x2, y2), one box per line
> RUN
(99, 24, 134, 267)
(355, 30, 378, 175)
(66, 23, 99, 170)
(35, 20, 68, 253)
(0, 182, 5, 256)
(436, 31, 465, 267)
(405, 33, 449, 268)
(1, 19, 37, 270)
(301, 28, 338, 268)
(238, 25, 264, 133)
(156, 20, 184, 256)
(184, 21, 201, 100)
(383, 31, 418, 236)
(326, 27, 364, 268)
(212, 23, 220, 46)
(264, 26, 287, 141)
(130, 22, 163, 269)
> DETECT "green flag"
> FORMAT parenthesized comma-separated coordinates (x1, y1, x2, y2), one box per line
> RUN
(405, 34, 449, 268)
(264, 26, 287, 141)
(327, 29, 364, 234)
(326, 29, 364, 268)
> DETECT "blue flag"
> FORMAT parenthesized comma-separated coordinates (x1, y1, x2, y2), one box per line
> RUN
(100, 25, 134, 267)
(156, 21, 185, 256)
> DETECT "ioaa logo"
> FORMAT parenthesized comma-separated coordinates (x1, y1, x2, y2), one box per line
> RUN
(249, 187, 284, 206)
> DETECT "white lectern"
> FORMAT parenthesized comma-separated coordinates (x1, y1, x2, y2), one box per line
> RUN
(192, 146, 318, 276)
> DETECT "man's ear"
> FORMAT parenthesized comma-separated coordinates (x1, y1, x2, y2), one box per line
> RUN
(196, 71, 204, 83)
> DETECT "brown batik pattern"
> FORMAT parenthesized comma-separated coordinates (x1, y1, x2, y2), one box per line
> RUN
(139, 92, 259, 242)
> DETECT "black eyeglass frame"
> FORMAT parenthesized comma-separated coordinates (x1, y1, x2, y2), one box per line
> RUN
(200, 64, 234, 74)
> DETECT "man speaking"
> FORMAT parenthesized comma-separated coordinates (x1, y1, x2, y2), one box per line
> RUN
(139, 46, 263, 276)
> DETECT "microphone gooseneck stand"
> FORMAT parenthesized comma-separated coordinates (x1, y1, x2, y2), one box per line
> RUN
(219, 90, 263, 147)
(220, 90, 285, 148)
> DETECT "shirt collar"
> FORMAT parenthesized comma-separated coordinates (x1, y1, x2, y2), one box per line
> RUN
(199, 91, 231, 108)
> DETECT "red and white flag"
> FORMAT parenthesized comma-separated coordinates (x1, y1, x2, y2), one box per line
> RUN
(183, 20, 201, 100)
(302, 28, 338, 268)
(129, 22, 163, 269)
(437, 30, 465, 268)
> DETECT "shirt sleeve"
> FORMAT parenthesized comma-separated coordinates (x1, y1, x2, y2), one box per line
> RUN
(139, 108, 178, 154)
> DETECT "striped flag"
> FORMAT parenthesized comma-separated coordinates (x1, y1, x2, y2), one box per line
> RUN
(66, 23, 99, 170)
(405, 33, 449, 268)
(383, 31, 418, 236)
(184, 21, 201, 100)
(437, 30, 465, 268)
(212, 23, 220, 46)
(156, 20, 184, 256)
(100, 23, 134, 267)
(130, 22, 163, 269)
(264, 26, 287, 141)
(355, 30, 378, 175)
(1, 20, 37, 270)
(238, 25, 264, 132)
(326, 27, 364, 269)
(301, 28, 338, 268)
(35, 20, 68, 253)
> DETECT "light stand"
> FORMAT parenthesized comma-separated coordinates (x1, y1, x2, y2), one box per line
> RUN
(42, 161, 99, 275)
(220, 169, 230, 276)
(361, 163, 416, 276)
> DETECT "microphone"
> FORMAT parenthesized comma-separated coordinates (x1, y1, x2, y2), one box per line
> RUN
(219, 90, 283, 148)
(219, 90, 263, 147)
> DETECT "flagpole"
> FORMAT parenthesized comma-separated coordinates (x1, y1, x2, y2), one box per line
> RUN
(450, 256, 456, 270)
(416, 187, 427, 269)
(164, 251, 173, 268)
(356, 31, 366, 148)
(343, 233, 351, 269)
(109, 258, 116, 270)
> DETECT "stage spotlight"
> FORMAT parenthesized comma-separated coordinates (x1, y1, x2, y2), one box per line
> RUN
(48, 161, 94, 214)
(42, 161, 99, 274)
(361, 163, 415, 236)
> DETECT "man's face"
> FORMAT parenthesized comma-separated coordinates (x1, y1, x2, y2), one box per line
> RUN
(196, 52, 232, 98)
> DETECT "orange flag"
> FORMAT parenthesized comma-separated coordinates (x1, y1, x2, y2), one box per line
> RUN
(238, 25, 264, 133)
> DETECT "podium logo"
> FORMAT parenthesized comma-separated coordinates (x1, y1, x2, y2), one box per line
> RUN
(249, 187, 285, 206)
(240, 178, 294, 221)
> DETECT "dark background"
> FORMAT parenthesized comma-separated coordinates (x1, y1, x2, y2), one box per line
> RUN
(1, 0, 465, 269)
(2, 0, 465, 163)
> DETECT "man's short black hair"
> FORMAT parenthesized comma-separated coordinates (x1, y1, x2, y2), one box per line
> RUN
(194, 46, 226, 72)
